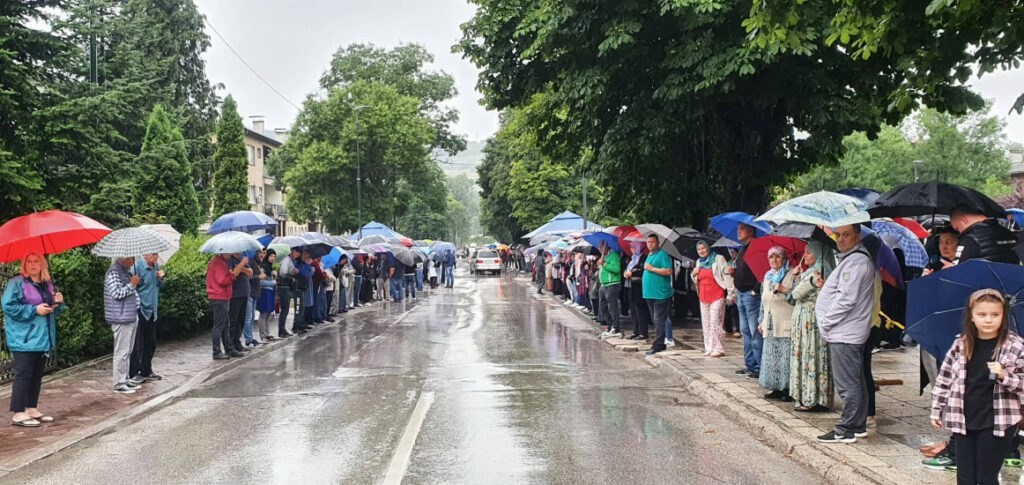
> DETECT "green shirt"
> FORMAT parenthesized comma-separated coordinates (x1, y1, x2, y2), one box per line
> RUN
(642, 249, 673, 300)
(599, 251, 622, 285)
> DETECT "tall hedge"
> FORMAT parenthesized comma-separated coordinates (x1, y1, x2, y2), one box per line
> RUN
(211, 95, 250, 216)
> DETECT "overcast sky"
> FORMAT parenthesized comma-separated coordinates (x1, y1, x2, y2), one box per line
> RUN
(194, 0, 1024, 145)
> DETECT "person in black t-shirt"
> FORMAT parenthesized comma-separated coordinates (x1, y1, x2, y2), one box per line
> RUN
(725, 223, 763, 378)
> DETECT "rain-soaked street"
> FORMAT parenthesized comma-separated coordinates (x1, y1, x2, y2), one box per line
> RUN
(2, 270, 819, 484)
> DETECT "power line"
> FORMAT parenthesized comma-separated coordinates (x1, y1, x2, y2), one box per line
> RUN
(204, 18, 301, 111)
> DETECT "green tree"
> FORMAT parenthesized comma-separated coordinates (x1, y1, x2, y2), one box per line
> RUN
(319, 43, 466, 156)
(275, 81, 436, 232)
(744, 0, 1023, 117)
(0, 1, 63, 219)
(135, 104, 201, 233)
(444, 173, 481, 241)
(780, 106, 1013, 200)
(211, 96, 250, 216)
(457, 0, 1017, 224)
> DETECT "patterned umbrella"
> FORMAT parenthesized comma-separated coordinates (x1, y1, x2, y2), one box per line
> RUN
(871, 220, 928, 268)
(138, 224, 182, 264)
(757, 191, 870, 227)
(199, 231, 263, 254)
(92, 227, 175, 258)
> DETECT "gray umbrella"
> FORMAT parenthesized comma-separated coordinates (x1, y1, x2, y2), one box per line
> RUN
(390, 246, 417, 266)
(359, 235, 388, 246)
(636, 223, 687, 261)
(92, 227, 174, 258)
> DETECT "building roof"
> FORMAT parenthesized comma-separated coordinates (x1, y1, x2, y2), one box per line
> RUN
(245, 127, 283, 147)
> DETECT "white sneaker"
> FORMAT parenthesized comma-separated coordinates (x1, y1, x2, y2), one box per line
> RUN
(665, 339, 675, 348)
(600, 330, 611, 338)
(607, 330, 623, 338)
(113, 385, 136, 394)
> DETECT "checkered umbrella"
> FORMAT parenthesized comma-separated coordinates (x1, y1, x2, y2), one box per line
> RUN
(92, 227, 175, 258)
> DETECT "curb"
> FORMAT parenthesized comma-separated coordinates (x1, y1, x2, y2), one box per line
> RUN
(527, 278, 927, 485)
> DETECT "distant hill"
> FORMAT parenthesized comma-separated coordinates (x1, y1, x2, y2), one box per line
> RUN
(436, 140, 485, 177)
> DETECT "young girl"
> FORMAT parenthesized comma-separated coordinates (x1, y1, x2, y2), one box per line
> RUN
(931, 289, 1024, 484)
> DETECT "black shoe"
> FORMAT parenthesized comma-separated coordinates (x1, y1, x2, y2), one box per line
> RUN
(746, 372, 759, 379)
(734, 369, 749, 375)
(817, 431, 856, 443)
(764, 390, 785, 400)
(228, 351, 244, 358)
(238, 347, 251, 353)
(780, 395, 795, 403)
(278, 332, 292, 338)
(213, 354, 230, 360)
(644, 349, 661, 356)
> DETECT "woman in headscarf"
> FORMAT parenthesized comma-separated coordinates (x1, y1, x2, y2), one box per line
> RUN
(758, 245, 798, 401)
(690, 240, 733, 356)
(788, 240, 836, 412)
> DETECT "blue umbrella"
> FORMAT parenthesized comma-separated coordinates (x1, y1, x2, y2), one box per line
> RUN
(1008, 208, 1024, 231)
(521, 211, 604, 240)
(256, 233, 274, 248)
(321, 247, 349, 270)
(199, 231, 263, 254)
(905, 260, 1024, 360)
(871, 220, 928, 269)
(837, 188, 881, 206)
(429, 241, 456, 253)
(207, 210, 277, 234)
(709, 212, 772, 242)
(581, 231, 620, 252)
(356, 221, 403, 240)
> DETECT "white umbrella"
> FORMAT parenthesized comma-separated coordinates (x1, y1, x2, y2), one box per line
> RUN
(199, 231, 263, 255)
(139, 224, 181, 264)
(92, 227, 175, 259)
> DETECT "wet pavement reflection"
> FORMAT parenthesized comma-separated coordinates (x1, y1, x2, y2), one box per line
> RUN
(3, 270, 819, 484)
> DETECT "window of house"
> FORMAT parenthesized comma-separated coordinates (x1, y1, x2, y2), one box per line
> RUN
(248, 185, 257, 204)
(247, 145, 256, 165)
(256, 147, 262, 160)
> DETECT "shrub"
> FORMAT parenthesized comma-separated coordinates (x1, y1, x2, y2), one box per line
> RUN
(159, 234, 213, 338)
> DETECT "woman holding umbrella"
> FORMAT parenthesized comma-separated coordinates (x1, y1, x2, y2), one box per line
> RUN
(788, 240, 836, 412)
(690, 241, 732, 356)
(758, 246, 798, 402)
(3, 253, 64, 426)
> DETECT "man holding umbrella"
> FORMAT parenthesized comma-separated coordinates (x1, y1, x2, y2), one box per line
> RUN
(129, 253, 164, 382)
(726, 223, 763, 378)
(104, 257, 142, 393)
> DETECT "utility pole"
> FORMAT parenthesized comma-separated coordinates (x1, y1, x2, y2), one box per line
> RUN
(350, 95, 371, 240)
(912, 159, 924, 183)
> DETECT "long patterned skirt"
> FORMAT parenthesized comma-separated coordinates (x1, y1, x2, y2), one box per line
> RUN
(789, 304, 834, 408)
(758, 335, 792, 392)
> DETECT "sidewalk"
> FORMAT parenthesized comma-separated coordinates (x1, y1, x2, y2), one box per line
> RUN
(0, 296, 385, 477)
(532, 278, 1015, 485)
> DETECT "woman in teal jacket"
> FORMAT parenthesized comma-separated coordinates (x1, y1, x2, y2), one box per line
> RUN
(3, 253, 65, 427)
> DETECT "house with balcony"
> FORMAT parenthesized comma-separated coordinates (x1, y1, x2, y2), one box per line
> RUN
(1012, 147, 1024, 184)
(245, 117, 308, 236)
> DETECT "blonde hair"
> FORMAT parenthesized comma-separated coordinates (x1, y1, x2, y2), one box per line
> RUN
(19, 252, 51, 282)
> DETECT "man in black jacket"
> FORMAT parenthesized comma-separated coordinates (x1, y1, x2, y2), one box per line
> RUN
(950, 206, 1020, 265)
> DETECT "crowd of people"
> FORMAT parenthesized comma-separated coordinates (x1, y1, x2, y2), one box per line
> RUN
(526, 205, 1024, 483)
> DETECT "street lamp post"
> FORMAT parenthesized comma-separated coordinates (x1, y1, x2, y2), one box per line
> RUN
(912, 159, 924, 183)
(352, 102, 372, 240)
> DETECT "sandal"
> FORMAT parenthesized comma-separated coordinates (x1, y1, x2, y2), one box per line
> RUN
(30, 415, 54, 423)
(11, 418, 41, 427)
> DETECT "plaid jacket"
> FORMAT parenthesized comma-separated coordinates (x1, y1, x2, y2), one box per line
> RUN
(931, 333, 1024, 436)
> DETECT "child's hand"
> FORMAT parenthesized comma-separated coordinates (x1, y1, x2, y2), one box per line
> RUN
(931, 419, 942, 429)
(988, 362, 1006, 381)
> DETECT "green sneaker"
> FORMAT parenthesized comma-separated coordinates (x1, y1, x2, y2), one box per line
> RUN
(922, 454, 954, 470)
(944, 465, 957, 472)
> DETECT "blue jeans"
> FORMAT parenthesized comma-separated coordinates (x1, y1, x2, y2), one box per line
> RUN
(391, 278, 404, 301)
(404, 274, 416, 298)
(646, 297, 672, 352)
(315, 284, 327, 321)
(415, 268, 423, 291)
(736, 290, 763, 373)
(444, 266, 454, 287)
(352, 276, 362, 305)
(243, 296, 255, 343)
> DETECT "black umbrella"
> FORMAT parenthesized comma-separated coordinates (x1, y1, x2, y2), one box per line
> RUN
(671, 227, 715, 262)
(304, 242, 333, 259)
(868, 181, 1006, 219)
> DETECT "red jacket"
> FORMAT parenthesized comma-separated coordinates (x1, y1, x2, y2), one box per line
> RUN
(206, 256, 235, 301)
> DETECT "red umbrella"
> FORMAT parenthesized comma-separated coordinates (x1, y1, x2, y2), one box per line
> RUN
(604, 225, 640, 255)
(743, 235, 806, 282)
(397, 236, 415, 248)
(0, 210, 112, 263)
(892, 217, 929, 240)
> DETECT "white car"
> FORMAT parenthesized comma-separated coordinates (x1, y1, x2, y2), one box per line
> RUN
(469, 249, 502, 275)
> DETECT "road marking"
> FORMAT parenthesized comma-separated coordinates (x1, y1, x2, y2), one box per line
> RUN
(382, 390, 435, 485)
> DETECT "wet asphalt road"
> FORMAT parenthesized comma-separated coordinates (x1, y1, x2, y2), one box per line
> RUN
(3, 269, 820, 484)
